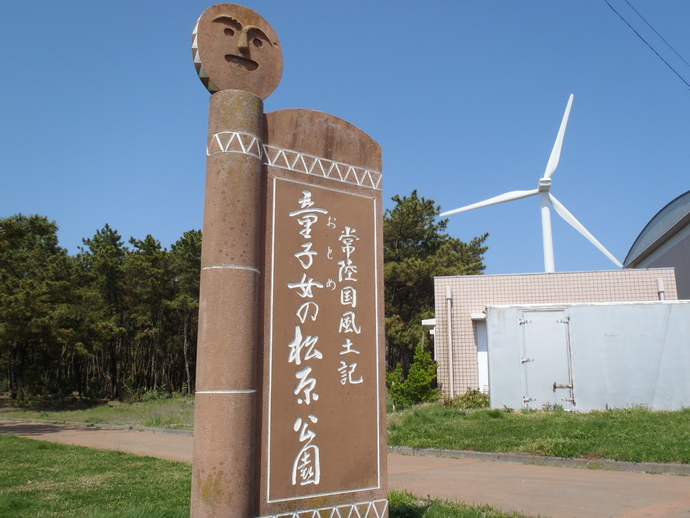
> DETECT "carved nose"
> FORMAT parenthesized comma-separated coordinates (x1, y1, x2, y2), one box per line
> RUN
(237, 31, 250, 53)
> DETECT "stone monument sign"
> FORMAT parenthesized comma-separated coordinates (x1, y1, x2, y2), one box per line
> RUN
(191, 5, 387, 518)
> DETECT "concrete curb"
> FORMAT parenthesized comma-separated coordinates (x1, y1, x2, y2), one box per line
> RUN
(387, 445, 690, 476)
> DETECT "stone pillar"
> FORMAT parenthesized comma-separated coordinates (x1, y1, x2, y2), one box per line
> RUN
(191, 89, 263, 517)
(189, 5, 387, 517)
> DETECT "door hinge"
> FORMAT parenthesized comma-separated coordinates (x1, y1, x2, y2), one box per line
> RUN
(522, 396, 536, 403)
(520, 357, 534, 364)
(553, 382, 573, 391)
(518, 319, 531, 325)
(556, 317, 570, 324)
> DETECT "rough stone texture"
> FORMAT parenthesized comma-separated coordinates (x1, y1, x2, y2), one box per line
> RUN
(195, 268, 259, 390)
(258, 108, 387, 517)
(201, 91, 264, 270)
(193, 3, 282, 99)
(192, 89, 264, 518)
(191, 7, 387, 516)
(193, 393, 258, 516)
(263, 109, 382, 172)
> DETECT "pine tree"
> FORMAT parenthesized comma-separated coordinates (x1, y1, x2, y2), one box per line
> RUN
(78, 224, 129, 399)
(168, 230, 202, 394)
(0, 215, 79, 399)
(384, 190, 487, 373)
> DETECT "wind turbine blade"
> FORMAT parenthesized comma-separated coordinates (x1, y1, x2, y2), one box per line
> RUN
(543, 94, 574, 180)
(549, 194, 623, 268)
(441, 188, 539, 217)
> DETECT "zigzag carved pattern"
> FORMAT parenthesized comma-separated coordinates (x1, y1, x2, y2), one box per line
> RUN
(207, 132, 263, 158)
(191, 19, 219, 93)
(257, 498, 388, 518)
(207, 131, 382, 191)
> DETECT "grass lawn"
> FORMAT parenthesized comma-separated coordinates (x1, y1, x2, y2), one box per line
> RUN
(0, 435, 531, 518)
(388, 404, 690, 464)
(5, 395, 690, 464)
(389, 491, 529, 517)
(0, 434, 191, 517)
(0, 394, 195, 431)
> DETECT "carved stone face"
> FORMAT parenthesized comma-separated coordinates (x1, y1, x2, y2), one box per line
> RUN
(193, 4, 283, 99)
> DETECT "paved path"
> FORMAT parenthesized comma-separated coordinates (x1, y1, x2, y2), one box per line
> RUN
(2, 420, 690, 517)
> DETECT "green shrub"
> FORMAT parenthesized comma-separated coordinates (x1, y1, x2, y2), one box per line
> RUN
(387, 343, 439, 409)
(443, 388, 490, 409)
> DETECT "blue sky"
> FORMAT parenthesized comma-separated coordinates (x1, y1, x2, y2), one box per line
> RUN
(2, 1, 688, 274)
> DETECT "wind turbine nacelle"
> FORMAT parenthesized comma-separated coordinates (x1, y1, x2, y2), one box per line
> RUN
(538, 178, 552, 192)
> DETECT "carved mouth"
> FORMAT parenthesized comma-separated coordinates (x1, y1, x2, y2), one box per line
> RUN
(225, 54, 258, 71)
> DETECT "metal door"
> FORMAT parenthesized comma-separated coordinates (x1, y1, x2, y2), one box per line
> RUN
(519, 309, 575, 410)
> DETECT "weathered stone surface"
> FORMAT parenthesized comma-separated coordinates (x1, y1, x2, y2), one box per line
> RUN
(193, 3, 282, 99)
(192, 392, 258, 514)
(192, 89, 264, 518)
(258, 108, 387, 516)
(191, 6, 387, 517)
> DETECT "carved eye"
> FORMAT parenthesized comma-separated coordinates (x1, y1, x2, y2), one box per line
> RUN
(224, 28, 235, 36)
(252, 38, 263, 48)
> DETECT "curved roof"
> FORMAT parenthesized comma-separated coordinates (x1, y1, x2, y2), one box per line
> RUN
(625, 190, 690, 267)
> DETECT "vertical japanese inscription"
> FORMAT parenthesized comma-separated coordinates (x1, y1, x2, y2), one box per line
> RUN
(268, 178, 380, 502)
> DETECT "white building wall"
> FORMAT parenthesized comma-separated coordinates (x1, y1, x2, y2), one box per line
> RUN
(487, 301, 690, 411)
(434, 269, 678, 397)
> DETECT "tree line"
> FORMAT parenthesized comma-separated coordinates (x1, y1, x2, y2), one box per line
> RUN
(0, 191, 486, 402)
(0, 215, 201, 401)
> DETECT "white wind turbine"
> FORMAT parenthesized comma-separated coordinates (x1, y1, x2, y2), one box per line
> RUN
(441, 94, 622, 273)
